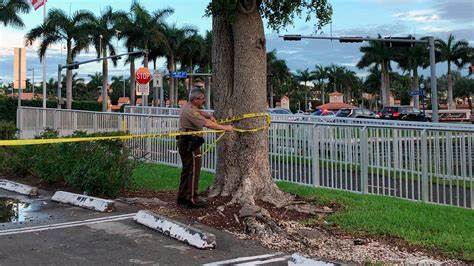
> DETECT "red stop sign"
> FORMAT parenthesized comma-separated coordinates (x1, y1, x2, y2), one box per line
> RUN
(136, 67, 151, 84)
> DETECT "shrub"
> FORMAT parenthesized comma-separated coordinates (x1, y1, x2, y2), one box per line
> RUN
(0, 120, 18, 140)
(0, 130, 136, 198)
(0, 96, 101, 123)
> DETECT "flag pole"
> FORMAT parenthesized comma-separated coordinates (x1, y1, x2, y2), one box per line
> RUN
(41, 1, 47, 130)
(42, 1, 47, 109)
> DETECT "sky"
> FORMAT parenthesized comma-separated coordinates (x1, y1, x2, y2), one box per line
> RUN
(0, 0, 473, 84)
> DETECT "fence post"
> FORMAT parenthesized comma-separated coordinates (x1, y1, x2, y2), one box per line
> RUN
(53, 109, 59, 131)
(93, 113, 98, 133)
(421, 129, 429, 203)
(16, 107, 22, 137)
(312, 125, 320, 187)
(361, 127, 369, 194)
(73, 112, 78, 131)
(146, 116, 151, 160)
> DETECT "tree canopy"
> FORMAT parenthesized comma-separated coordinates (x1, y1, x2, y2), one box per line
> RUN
(206, 0, 332, 31)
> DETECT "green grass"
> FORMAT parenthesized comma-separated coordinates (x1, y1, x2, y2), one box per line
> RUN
(131, 163, 214, 193)
(131, 163, 474, 261)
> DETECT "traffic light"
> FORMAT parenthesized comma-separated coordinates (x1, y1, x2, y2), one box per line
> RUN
(384, 36, 415, 48)
(283, 35, 302, 41)
(339, 36, 363, 43)
(67, 61, 79, 70)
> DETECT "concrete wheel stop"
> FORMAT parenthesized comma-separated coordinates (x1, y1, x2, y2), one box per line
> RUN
(134, 210, 216, 249)
(51, 191, 115, 212)
(0, 179, 38, 196)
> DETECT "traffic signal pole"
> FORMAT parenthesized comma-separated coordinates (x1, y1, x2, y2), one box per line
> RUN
(56, 50, 147, 111)
(280, 35, 439, 122)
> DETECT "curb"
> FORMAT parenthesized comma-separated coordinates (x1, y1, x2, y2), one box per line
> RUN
(51, 191, 115, 212)
(134, 210, 216, 249)
(0, 179, 38, 196)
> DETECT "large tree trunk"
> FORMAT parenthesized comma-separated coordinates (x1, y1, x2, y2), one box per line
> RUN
(447, 71, 455, 109)
(66, 43, 73, 109)
(209, 0, 290, 208)
(130, 57, 136, 105)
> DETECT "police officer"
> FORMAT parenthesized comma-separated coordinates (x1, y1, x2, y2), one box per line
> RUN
(177, 82, 233, 208)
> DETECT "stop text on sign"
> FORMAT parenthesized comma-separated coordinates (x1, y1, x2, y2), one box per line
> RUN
(136, 67, 151, 84)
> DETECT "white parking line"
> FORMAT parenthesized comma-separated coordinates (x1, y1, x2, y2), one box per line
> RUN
(0, 213, 136, 236)
(203, 253, 284, 266)
(236, 255, 291, 265)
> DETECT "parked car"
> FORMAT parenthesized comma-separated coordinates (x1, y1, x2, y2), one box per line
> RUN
(267, 108, 292, 115)
(336, 108, 377, 119)
(311, 109, 335, 117)
(378, 106, 429, 121)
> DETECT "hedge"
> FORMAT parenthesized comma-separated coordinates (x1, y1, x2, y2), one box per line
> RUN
(0, 96, 101, 123)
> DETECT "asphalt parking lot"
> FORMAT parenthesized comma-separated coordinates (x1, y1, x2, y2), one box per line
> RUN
(0, 188, 330, 266)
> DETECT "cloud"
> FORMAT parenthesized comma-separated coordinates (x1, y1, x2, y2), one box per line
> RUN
(394, 9, 440, 23)
(434, 0, 474, 23)
(333, 22, 410, 37)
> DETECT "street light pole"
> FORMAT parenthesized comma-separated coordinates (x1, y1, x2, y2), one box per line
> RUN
(428, 37, 438, 122)
(57, 64, 62, 109)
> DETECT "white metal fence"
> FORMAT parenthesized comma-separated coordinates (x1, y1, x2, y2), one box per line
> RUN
(17, 107, 474, 209)
(124, 105, 474, 130)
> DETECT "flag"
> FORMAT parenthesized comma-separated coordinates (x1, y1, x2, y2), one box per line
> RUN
(31, 0, 46, 11)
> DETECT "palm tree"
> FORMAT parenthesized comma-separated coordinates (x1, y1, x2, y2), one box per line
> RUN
(313, 64, 329, 104)
(267, 50, 291, 107)
(394, 41, 428, 108)
(161, 23, 197, 106)
(326, 64, 346, 92)
(114, 2, 173, 105)
(25, 9, 94, 109)
(295, 69, 315, 111)
(197, 31, 212, 73)
(87, 7, 120, 111)
(0, 0, 30, 28)
(357, 36, 393, 106)
(435, 34, 471, 109)
(340, 68, 360, 103)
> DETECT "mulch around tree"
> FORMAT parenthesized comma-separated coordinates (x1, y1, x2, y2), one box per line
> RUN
(123, 189, 315, 233)
(122, 189, 461, 264)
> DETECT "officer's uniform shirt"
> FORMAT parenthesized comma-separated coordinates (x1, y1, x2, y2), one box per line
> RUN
(179, 102, 207, 131)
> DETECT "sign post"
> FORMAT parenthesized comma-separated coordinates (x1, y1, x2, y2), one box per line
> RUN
(136, 67, 151, 107)
(153, 71, 163, 107)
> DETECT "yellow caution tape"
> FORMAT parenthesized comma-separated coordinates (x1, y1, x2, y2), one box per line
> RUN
(0, 112, 271, 147)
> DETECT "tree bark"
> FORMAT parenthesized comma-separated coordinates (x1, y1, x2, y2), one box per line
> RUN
(382, 62, 391, 106)
(447, 72, 455, 109)
(210, 0, 290, 207)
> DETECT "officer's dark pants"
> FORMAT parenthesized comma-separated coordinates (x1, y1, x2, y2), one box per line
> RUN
(177, 138, 202, 203)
